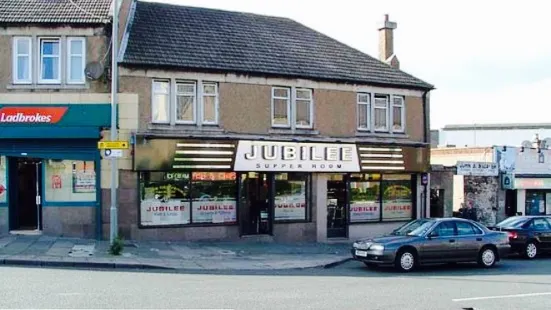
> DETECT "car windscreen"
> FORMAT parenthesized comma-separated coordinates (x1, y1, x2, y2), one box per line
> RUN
(496, 217, 529, 228)
(407, 221, 437, 236)
(391, 219, 431, 236)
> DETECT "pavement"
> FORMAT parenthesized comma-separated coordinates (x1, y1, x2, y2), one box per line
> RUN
(2, 258, 551, 309)
(0, 234, 352, 271)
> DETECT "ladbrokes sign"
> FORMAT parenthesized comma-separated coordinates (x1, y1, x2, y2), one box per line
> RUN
(0, 107, 68, 124)
(234, 140, 361, 172)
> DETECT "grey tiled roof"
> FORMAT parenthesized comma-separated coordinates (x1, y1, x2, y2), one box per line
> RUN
(120, 1, 434, 90)
(0, 0, 112, 24)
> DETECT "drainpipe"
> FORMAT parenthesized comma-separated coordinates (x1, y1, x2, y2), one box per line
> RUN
(422, 89, 431, 218)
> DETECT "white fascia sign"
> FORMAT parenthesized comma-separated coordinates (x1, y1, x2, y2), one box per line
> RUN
(234, 140, 361, 172)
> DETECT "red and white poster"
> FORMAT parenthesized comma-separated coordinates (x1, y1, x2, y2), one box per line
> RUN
(140, 199, 190, 226)
(274, 195, 306, 221)
(382, 202, 413, 220)
(192, 200, 237, 224)
(350, 201, 379, 222)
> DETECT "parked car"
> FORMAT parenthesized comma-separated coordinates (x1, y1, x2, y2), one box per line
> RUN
(351, 217, 510, 272)
(490, 215, 551, 259)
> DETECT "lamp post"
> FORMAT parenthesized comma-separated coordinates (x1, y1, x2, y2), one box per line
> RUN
(109, 0, 119, 244)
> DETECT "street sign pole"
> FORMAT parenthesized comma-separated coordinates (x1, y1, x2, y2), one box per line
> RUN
(109, 0, 119, 244)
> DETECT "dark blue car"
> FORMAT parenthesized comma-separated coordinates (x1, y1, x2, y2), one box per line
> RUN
(491, 215, 551, 259)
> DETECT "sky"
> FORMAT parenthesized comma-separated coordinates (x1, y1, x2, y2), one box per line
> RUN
(144, 0, 551, 129)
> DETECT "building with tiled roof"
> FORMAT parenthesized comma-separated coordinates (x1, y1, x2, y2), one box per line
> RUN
(117, 1, 435, 243)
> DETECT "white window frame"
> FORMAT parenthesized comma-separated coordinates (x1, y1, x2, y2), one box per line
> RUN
(151, 79, 171, 124)
(294, 88, 314, 129)
(373, 94, 389, 132)
(175, 81, 197, 125)
(38, 38, 61, 84)
(391, 95, 405, 133)
(271, 87, 291, 128)
(201, 82, 219, 125)
(357, 92, 370, 131)
(12, 37, 32, 84)
(66, 37, 86, 84)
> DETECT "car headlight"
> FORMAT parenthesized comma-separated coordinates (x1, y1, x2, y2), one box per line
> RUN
(353, 242, 369, 250)
(369, 244, 384, 251)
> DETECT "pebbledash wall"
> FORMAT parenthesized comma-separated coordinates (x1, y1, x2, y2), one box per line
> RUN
(0, 93, 138, 239)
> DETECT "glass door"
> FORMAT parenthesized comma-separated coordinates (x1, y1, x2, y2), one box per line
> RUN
(239, 172, 273, 235)
(327, 174, 348, 238)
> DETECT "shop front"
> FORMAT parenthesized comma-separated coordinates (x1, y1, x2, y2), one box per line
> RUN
(0, 104, 110, 238)
(132, 137, 429, 242)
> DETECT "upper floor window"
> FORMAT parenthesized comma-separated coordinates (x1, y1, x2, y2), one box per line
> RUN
(39, 38, 61, 84)
(392, 96, 405, 132)
(12, 36, 86, 85)
(67, 37, 86, 84)
(271, 87, 313, 129)
(151, 79, 219, 125)
(356, 92, 405, 134)
(357, 93, 370, 130)
(13, 37, 32, 84)
(374, 95, 389, 132)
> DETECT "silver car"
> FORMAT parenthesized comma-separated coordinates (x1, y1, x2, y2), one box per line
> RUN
(351, 217, 511, 272)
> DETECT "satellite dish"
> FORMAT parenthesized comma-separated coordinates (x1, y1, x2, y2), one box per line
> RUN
(542, 138, 551, 149)
(85, 61, 104, 80)
(521, 140, 532, 148)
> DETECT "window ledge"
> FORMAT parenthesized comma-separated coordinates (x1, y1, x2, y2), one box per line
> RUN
(356, 131, 409, 139)
(269, 128, 319, 135)
(7, 83, 89, 90)
(148, 123, 225, 133)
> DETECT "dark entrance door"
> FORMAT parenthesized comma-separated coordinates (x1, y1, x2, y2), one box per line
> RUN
(505, 189, 518, 216)
(8, 157, 43, 231)
(430, 189, 445, 218)
(327, 176, 348, 238)
(239, 172, 273, 235)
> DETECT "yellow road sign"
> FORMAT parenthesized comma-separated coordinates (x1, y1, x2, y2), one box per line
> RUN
(98, 141, 129, 149)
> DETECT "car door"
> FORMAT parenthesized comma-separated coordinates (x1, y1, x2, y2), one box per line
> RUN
(532, 217, 551, 250)
(420, 221, 457, 263)
(454, 220, 484, 261)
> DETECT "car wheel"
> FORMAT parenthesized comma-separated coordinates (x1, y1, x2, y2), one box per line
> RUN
(524, 241, 538, 259)
(478, 247, 497, 268)
(395, 249, 416, 272)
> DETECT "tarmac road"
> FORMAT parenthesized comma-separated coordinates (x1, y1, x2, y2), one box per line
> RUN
(1, 256, 550, 310)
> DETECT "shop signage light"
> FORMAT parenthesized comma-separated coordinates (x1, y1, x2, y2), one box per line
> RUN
(234, 140, 361, 172)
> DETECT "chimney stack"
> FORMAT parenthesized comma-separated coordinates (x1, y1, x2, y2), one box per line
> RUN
(378, 14, 400, 69)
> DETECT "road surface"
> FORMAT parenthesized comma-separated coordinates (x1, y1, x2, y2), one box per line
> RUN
(1, 256, 550, 309)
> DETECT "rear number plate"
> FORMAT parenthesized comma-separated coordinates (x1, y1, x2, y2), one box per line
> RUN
(355, 250, 368, 257)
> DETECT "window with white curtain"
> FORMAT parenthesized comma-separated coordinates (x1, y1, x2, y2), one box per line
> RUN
(374, 95, 389, 132)
(13, 37, 32, 84)
(67, 37, 86, 84)
(357, 93, 370, 130)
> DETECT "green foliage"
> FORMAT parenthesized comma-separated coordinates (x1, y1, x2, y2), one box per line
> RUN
(109, 234, 124, 256)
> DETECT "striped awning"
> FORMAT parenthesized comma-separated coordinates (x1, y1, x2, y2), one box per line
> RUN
(172, 142, 236, 170)
(357, 146, 405, 171)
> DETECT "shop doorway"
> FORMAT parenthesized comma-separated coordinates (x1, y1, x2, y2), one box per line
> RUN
(327, 175, 348, 238)
(239, 172, 273, 235)
(8, 157, 43, 232)
(505, 190, 518, 216)
(430, 189, 445, 218)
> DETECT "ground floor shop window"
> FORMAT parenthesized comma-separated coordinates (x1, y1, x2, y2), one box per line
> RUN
(274, 173, 309, 222)
(44, 160, 96, 202)
(139, 171, 237, 227)
(525, 190, 546, 215)
(348, 173, 414, 223)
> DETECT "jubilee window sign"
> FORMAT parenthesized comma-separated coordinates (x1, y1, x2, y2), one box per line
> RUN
(234, 140, 361, 172)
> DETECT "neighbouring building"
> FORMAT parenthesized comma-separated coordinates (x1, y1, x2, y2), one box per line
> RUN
(431, 142, 551, 226)
(0, 0, 138, 239)
(113, 2, 434, 242)
(434, 123, 551, 148)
